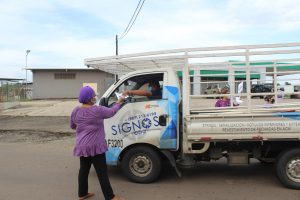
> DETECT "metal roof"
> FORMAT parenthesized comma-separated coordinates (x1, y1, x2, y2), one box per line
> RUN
(84, 42, 300, 76)
(27, 68, 100, 71)
(0, 78, 24, 81)
(85, 55, 186, 75)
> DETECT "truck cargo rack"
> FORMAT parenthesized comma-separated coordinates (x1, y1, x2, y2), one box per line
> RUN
(85, 42, 300, 115)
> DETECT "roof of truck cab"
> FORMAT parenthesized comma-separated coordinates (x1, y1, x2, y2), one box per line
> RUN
(85, 53, 186, 75)
(85, 43, 300, 76)
(116, 67, 175, 80)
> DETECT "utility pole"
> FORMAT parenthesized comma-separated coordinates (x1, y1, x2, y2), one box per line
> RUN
(25, 50, 31, 99)
(116, 35, 119, 56)
(115, 35, 119, 81)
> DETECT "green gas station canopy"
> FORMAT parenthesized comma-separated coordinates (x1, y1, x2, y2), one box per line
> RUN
(177, 61, 300, 79)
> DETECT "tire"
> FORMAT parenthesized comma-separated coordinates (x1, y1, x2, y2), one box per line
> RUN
(213, 91, 217, 99)
(121, 146, 162, 183)
(276, 148, 300, 189)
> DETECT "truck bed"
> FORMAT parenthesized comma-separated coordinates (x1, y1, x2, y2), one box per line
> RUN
(185, 110, 300, 141)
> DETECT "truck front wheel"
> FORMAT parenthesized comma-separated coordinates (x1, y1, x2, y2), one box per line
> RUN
(276, 148, 300, 189)
(121, 146, 162, 183)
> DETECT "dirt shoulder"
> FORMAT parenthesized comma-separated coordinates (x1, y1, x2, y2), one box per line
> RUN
(0, 100, 77, 143)
(0, 99, 78, 116)
(0, 116, 74, 143)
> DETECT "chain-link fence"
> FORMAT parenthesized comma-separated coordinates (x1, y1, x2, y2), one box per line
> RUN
(0, 80, 31, 102)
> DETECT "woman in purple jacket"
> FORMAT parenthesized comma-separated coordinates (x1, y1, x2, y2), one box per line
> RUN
(215, 87, 238, 107)
(70, 86, 124, 200)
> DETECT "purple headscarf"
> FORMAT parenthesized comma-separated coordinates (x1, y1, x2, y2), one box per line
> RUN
(78, 86, 95, 103)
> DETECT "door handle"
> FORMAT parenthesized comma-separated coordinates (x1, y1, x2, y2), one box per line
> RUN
(159, 114, 168, 126)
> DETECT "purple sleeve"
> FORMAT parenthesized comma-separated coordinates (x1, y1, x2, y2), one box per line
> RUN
(98, 103, 121, 119)
(70, 107, 78, 129)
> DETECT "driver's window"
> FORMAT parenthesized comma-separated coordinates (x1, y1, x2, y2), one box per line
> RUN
(107, 73, 164, 107)
(116, 80, 136, 93)
(107, 80, 137, 106)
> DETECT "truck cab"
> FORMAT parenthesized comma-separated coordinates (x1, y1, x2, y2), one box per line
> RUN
(98, 68, 181, 183)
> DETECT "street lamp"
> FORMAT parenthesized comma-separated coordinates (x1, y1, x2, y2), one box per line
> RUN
(25, 50, 31, 98)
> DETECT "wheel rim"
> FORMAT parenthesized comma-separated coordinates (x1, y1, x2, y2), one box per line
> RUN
(286, 158, 300, 183)
(129, 154, 152, 177)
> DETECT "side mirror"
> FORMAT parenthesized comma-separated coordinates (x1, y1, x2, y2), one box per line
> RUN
(159, 114, 168, 126)
(99, 97, 108, 107)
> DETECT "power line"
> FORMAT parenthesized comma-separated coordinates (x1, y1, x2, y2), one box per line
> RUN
(119, 0, 142, 39)
(118, 0, 145, 40)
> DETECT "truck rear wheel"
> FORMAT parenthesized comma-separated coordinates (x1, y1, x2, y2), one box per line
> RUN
(276, 148, 300, 189)
(121, 146, 162, 183)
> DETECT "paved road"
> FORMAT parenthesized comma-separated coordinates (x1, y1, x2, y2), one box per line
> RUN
(0, 138, 299, 200)
(0, 111, 299, 200)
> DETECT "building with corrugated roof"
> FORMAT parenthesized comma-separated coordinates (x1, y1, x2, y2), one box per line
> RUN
(28, 68, 114, 99)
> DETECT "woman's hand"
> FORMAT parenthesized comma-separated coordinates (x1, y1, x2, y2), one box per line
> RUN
(116, 96, 125, 104)
(122, 90, 130, 96)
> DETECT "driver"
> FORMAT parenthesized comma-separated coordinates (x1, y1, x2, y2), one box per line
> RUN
(122, 80, 162, 100)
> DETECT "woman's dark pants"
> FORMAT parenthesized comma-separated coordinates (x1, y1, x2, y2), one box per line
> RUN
(78, 153, 115, 200)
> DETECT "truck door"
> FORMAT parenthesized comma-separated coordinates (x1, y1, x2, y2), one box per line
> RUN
(102, 72, 179, 165)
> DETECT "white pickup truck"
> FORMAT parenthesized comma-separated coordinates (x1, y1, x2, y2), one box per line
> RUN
(85, 42, 300, 189)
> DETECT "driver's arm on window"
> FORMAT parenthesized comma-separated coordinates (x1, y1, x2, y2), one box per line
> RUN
(123, 90, 152, 97)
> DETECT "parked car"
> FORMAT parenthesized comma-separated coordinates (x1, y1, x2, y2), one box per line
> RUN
(204, 83, 228, 97)
(251, 84, 273, 98)
(292, 85, 300, 98)
(204, 84, 221, 95)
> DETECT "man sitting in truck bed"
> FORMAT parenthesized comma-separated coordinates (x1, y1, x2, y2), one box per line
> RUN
(122, 80, 162, 100)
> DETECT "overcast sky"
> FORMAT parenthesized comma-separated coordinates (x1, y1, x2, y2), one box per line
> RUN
(1, 0, 300, 80)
